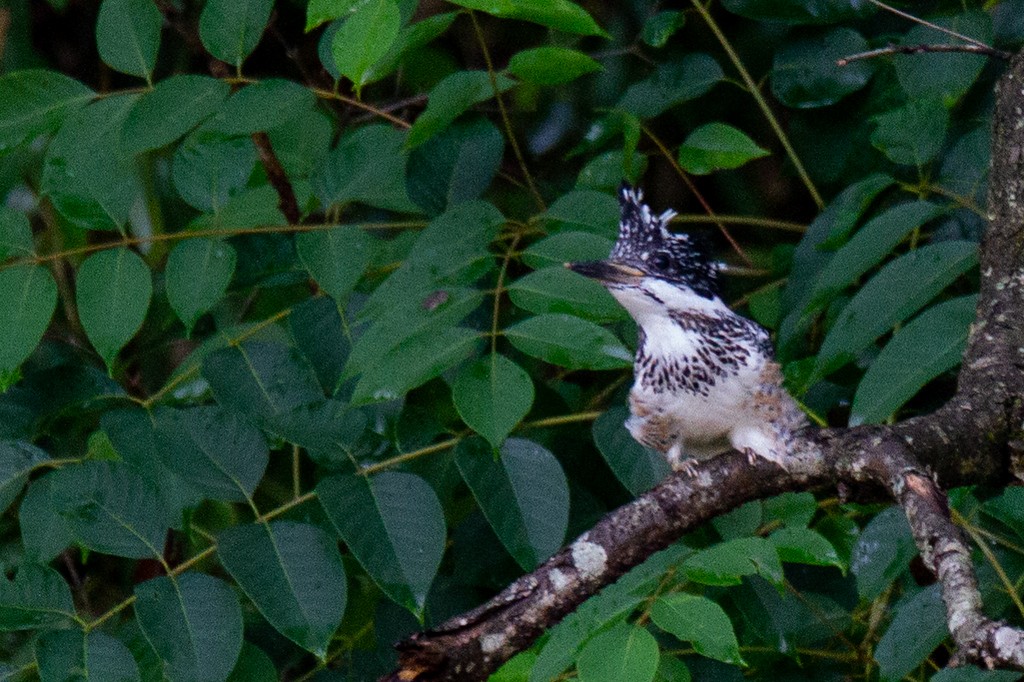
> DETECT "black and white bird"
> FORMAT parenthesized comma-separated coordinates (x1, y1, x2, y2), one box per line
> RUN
(568, 183, 806, 475)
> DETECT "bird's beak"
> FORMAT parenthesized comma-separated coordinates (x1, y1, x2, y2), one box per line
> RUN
(565, 260, 645, 284)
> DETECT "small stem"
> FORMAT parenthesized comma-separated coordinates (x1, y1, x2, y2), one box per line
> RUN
(864, 0, 995, 51)
(673, 214, 807, 233)
(491, 233, 522, 355)
(292, 444, 301, 500)
(468, 11, 545, 211)
(251, 131, 301, 224)
(360, 438, 462, 475)
(837, 42, 1011, 66)
(687, 0, 824, 209)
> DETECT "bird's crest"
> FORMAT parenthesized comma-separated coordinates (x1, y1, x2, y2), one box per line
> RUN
(612, 182, 720, 299)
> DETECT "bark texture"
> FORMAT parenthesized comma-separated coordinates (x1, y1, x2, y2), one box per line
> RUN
(382, 52, 1024, 682)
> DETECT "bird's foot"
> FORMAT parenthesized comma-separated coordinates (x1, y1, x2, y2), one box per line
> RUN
(671, 458, 699, 477)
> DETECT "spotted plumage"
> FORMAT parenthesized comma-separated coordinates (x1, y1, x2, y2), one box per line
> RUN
(567, 183, 806, 474)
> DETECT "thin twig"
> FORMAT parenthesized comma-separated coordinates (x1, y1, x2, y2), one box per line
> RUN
(838, 42, 1011, 67)
(252, 131, 301, 223)
(865, 0, 995, 51)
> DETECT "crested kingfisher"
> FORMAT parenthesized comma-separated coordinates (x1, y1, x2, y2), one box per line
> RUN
(568, 183, 806, 475)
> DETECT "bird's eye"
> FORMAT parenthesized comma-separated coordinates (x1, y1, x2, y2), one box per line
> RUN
(651, 252, 671, 271)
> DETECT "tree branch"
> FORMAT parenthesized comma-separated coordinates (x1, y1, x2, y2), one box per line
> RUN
(836, 43, 1011, 67)
(381, 51, 1024, 682)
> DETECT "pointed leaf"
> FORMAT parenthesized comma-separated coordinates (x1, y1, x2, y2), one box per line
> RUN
(577, 622, 659, 682)
(313, 124, 418, 213)
(0, 70, 93, 152)
(505, 314, 632, 370)
(815, 241, 978, 379)
(507, 47, 601, 85)
(875, 585, 948, 682)
(172, 131, 257, 212)
(48, 462, 167, 559)
(677, 122, 769, 175)
(451, 355, 534, 448)
(616, 54, 723, 119)
(136, 573, 243, 682)
(508, 267, 627, 323)
(317, 471, 445, 613)
(227, 642, 277, 681)
(768, 527, 843, 570)
(456, 438, 568, 569)
(0, 440, 49, 514)
(96, 0, 162, 80)
(19, 475, 75, 563)
(122, 75, 230, 153)
(592, 407, 669, 496)
(331, 0, 400, 92)
(682, 537, 783, 587)
(406, 71, 515, 149)
(217, 521, 346, 657)
(296, 226, 372, 301)
(350, 326, 482, 405)
(522, 232, 614, 270)
(76, 248, 152, 370)
(36, 630, 140, 682)
(207, 79, 316, 135)
(871, 98, 950, 166)
(446, 0, 607, 37)
(199, 0, 273, 67)
(651, 593, 743, 665)
(166, 239, 237, 334)
(155, 406, 269, 502)
(0, 564, 75, 631)
(852, 295, 977, 425)
(0, 265, 57, 382)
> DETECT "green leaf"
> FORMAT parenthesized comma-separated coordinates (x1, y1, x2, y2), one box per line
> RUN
(331, 0, 400, 93)
(0, 265, 57, 382)
(507, 47, 601, 85)
(306, 0, 361, 31)
(682, 537, 783, 587)
(360, 12, 459, 85)
(406, 117, 505, 216)
(530, 544, 691, 682)
(0, 70, 93, 152)
(206, 79, 316, 135)
(676, 123, 769, 175)
(122, 75, 230, 153)
(763, 491, 817, 528)
(445, 0, 607, 37)
(771, 28, 874, 108)
(313, 124, 418, 213)
(650, 593, 744, 665)
(135, 573, 243, 682)
(850, 506, 916, 600)
(0, 208, 34, 261)
(227, 642, 277, 682)
(505, 314, 632, 371)
(522, 232, 614, 270)
(198, 0, 273, 67)
(406, 71, 515, 149)
(166, 239, 237, 334)
(0, 441, 48, 514)
(48, 461, 167, 559)
(543, 191, 620, 237)
(875, 585, 947, 682)
(289, 296, 349, 393)
(96, 0, 161, 80)
(641, 11, 687, 48)
(202, 340, 324, 426)
(851, 295, 976, 425)
(577, 622, 659, 682)
(768, 527, 843, 570)
(317, 471, 445, 614)
(350, 326, 482, 404)
(932, 667, 1022, 682)
(577, 150, 647, 191)
(894, 12, 991, 106)
(616, 54, 723, 119)
(592, 407, 669, 496)
(296, 226, 372, 301)
(712, 501, 763, 540)
(36, 630, 140, 682)
(451, 355, 534, 448)
(806, 201, 946, 308)
(76, 248, 152, 370)
(42, 94, 142, 231)
(19, 476, 75, 563)
(456, 438, 568, 570)
(217, 521, 346, 657)
(0, 564, 75, 631)
(172, 131, 257, 212)
(815, 241, 978, 379)
(871, 98, 950, 167)
(508, 267, 627, 323)
(155, 406, 269, 502)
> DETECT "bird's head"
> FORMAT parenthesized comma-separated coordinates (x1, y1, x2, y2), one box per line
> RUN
(567, 183, 721, 321)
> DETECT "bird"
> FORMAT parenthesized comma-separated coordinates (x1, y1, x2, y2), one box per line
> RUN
(567, 182, 806, 475)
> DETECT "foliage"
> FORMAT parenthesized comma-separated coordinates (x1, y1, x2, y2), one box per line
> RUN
(0, 0, 1021, 680)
